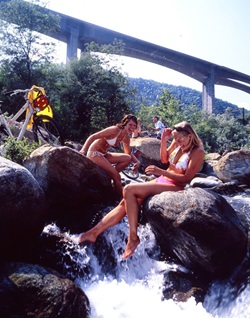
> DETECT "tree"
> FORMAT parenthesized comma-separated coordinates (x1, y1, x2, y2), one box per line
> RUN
(136, 88, 183, 130)
(0, 0, 60, 87)
(53, 42, 133, 141)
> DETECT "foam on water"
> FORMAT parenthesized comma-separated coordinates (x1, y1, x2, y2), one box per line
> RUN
(44, 190, 250, 318)
(84, 276, 213, 318)
(72, 222, 213, 318)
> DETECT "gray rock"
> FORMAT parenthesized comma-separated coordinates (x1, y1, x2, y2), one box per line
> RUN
(0, 157, 48, 259)
(213, 150, 250, 185)
(143, 187, 248, 278)
(23, 145, 117, 218)
(0, 262, 90, 318)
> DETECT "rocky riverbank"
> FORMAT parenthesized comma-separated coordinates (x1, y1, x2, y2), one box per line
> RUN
(0, 142, 249, 317)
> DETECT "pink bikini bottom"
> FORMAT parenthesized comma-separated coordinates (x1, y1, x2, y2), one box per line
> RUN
(156, 175, 184, 190)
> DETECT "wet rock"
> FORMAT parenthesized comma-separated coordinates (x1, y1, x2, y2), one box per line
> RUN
(0, 262, 90, 318)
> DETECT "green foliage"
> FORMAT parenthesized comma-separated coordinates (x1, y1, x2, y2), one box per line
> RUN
(134, 86, 249, 154)
(3, 136, 39, 164)
(0, 2, 248, 154)
(51, 44, 132, 142)
(0, 0, 60, 89)
(128, 78, 243, 116)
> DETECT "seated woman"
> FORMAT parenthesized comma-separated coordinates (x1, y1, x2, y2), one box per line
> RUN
(77, 121, 204, 259)
(80, 114, 140, 198)
(132, 118, 149, 138)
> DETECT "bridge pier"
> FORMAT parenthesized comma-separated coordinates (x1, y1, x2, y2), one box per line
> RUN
(202, 70, 215, 114)
(66, 28, 79, 61)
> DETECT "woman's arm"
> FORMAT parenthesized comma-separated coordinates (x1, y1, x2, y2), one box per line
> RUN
(160, 128, 174, 163)
(80, 126, 118, 155)
(122, 134, 132, 155)
(123, 135, 140, 170)
(146, 147, 204, 184)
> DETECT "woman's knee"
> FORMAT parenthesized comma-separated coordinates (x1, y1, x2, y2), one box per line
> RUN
(122, 154, 131, 165)
(125, 153, 131, 161)
(123, 184, 135, 198)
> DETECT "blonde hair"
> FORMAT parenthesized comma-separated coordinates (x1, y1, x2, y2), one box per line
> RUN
(173, 121, 203, 149)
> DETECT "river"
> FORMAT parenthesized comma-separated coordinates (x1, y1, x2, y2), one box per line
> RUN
(45, 189, 250, 318)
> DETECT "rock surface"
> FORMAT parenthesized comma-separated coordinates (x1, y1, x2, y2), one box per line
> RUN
(213, 150, 250, 185)
(0, 157, 48, 260)
(0, 262, 90, 318)
(23, 145, 117, 221)
(143, 187, 248, 278)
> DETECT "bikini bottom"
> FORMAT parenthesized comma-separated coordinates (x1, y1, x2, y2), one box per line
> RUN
(87, 151, 106, 158)
(156, 175, 184, 190)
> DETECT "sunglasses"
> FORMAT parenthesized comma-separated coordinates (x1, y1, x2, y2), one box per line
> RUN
(175, 135, 188, 143)
(126, 115, 137, 120)
(172, 126, 189, 134)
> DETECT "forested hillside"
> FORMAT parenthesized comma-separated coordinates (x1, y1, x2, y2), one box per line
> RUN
(127, 78, 242, 115)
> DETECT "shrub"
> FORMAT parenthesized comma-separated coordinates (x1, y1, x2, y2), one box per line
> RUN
(3, 137, 39, 164)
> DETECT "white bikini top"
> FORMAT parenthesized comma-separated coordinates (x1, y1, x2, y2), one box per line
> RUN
(105, 129, 122, 146)
(169, 146, 193, 172)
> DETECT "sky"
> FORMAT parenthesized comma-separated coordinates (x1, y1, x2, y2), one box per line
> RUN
(48, 0, 250, 110)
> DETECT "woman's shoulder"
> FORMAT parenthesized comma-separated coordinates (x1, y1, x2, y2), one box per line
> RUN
(102, 125, 119, 134)
(191, 146, 205, 158)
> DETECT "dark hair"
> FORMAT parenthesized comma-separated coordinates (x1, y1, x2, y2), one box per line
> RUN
(117, 114, 138, 128)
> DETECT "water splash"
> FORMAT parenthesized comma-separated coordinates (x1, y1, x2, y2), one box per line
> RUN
(43, 190, 250, 318)
(65, 220, 213, 318)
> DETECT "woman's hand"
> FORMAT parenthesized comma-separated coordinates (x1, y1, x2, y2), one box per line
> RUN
(161, 128, 172, 141)
(132, 161, 140, 172)
(145, 165, 162, 176)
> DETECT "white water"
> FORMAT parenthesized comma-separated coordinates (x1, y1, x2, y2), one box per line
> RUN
(45, 190, 250, 318)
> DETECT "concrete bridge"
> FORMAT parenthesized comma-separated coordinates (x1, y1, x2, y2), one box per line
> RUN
(1, 1, 250, 113)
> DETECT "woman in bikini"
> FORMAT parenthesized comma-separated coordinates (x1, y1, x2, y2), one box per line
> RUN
(80, 114, 140, 197)
(77, 121, 204, 259)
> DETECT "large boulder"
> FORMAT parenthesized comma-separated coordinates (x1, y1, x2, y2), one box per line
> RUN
(143, 187, 248, 278)
(130, 137, 161, 161)
(23, 145, 117, 222)
(213, 150, 250, 186)
(130, 137, 168, 169)
(0, 262, 90, 318)
(0, 157, 48, 260)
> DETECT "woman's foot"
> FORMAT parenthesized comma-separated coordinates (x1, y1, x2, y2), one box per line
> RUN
(122, 236, 140, 259)
(77, 230, 97, 244)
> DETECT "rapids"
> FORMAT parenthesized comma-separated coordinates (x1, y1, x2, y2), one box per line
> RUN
(44, 189, 250, 317)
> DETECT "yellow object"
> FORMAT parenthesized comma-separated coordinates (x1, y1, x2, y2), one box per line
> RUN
(26, 85, 53, 129)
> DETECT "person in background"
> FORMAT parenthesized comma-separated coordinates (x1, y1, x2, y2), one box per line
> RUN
(76, 121, 204, 259)
(132, 118, 150, 138)
(132, 118, 142, 138)
(161, 119, 168, 129)
(80, 114, 140, 198)
(148, 116, 165, 139)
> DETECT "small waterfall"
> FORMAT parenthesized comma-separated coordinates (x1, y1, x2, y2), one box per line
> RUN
(43, 189, 250, 317)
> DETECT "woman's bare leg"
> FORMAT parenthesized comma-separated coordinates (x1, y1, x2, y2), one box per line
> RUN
(77, 199, 127, 244)
(89, 154, 124, 197)
(106, 152, 131, 172)
(122, 181, 178, 259)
